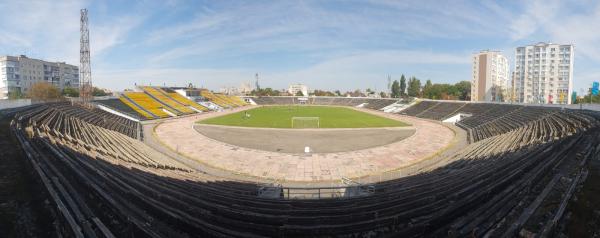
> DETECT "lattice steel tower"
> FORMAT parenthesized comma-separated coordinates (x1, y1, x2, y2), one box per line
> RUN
(79, 9, 92, 104)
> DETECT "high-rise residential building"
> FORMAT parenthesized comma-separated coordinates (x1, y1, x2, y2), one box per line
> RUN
(513, 42, 574, 104)
(0, 55, 79, 99)
(471, 50, 510, 102)
(288, 84, 308, 96)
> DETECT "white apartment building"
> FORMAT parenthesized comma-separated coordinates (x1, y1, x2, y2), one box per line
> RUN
(471, 50, 510, 102)
(288, 84, 308, 96)
(513, 42, 574, 104)
(0, 55, 79, 99)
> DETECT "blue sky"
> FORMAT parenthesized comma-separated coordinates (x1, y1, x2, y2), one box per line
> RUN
(1, 0, 599, 94)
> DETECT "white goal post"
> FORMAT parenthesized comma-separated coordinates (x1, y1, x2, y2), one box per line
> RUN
(291, 117, 320, 128)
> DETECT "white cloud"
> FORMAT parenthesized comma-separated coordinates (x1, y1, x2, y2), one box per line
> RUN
(91, 15, 144, 57)
(0, 0, 85, 63)
(0, 0, 142, 65)
(264, 50, 470, 90)
(508, 1, 600, 89)
(509, 0, 561, 40)
(94, 67, 253, 91)
(144, 14, 230, 45)
(95, 49, 469, 91)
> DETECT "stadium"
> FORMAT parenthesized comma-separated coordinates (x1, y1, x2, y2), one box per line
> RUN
(1, 86, 600, 237)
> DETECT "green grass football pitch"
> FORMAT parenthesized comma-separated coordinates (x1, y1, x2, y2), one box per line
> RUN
(197, 106, 409, 128)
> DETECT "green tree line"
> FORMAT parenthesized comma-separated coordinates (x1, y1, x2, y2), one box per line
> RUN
(390, 74, 470, 100)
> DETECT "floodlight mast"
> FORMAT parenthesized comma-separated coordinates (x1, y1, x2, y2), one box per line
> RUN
(80, 9, 92, 105)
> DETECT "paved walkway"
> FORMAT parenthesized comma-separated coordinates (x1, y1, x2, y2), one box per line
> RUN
(153, 106, 455, 182)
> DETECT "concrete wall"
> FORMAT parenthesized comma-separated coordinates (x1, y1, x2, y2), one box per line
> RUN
(0, 99, 31, 110)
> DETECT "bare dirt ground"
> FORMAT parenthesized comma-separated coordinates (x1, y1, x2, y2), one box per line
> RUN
(194, 125, 415, 153)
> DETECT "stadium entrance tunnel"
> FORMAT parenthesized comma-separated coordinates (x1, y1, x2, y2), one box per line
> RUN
(193, 124, 416, 153)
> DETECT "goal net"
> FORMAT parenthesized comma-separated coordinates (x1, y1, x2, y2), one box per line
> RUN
(291, 117, 320, 128)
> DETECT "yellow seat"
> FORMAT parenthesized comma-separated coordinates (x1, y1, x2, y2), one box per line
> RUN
(201, 90, 231, 108)
(142, 87, 194, 114)
(119, 97, 155, 119)
(123, 92, 172, 118)
(166, 92, 208, 112)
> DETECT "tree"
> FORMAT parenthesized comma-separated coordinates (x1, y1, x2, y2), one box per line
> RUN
(28, 82, 62, 101)
(391, 80, 400, 98)
(62, 87, 79, 97)
(422, 80, 433, 98)
(379, 91, 387, 98)
(263, 88, 274, 96)
(295, 90, 304, 96)
(92, 87, 109, 96)
(454, 81, 471, 100)
(8, 90, 24, 99)
(417, 80, 471, 100)
(313, 90, 336, 96)
(424, 80, 432, 90)
(399, 75, 407, 96)
(407, 77, 421, 97)
(334, 90, 341, 96)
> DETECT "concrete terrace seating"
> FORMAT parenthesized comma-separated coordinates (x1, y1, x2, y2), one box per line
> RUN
(363, 98, 398, 110)
(226, 95, 249, 106)
(46, 103, 139, 139)
(454, 102, 491, 115)
(252, 96, 277, 105)
(21, 104, 187, 170)
(458, 104, 522, 128)
(399, 100, 439, 116)
(270, 96, 295, 105)
(251, 96, 400, 110)
(216, 94, 246, 107)
(165, 91, 208, 112)
(97, 98, 146, 120)
(122, 92, 174, 118)
(11, 103, 600, 237)
(201, 90, 237, 108)
(142, 87, 195, 115)
(118, 96, 157, 119)
(460, 106, 560, 142)
(416, 102, 466, 120)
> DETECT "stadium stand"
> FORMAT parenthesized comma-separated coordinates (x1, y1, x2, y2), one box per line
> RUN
(7, 102, 600, 237)
(114, 87, 249, 120)
(225, 94, 248, 106)
(363, 98, 398, 110)
(215, 94, 246, 107)
(201, 90, 236, 108)
(252, 96, 277, 105)
(416, 102, 466, 120)
(119, 96, 157, 120)
(399, 100, 439, 116)
(96, 98, 146, 119)
(162, 89, 209, 112)
(453, 102, 492, 115)
(252, 96, 400, 110)
(122, 92, 174, 118)
(142, 87, 195, 115)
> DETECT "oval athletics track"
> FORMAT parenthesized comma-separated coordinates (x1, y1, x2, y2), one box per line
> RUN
(151, 107, 457, 182)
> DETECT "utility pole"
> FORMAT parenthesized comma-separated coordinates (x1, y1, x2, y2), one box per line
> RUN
(80, 9, 93, 106)
(387, 75, 391, 95)
(255, 73, 260, 91)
